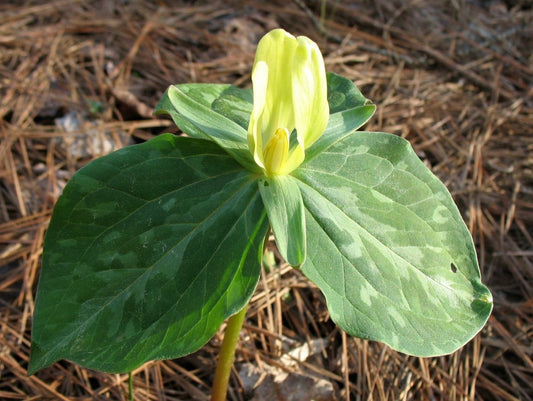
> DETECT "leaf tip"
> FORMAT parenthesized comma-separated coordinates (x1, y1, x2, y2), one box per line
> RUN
(470, 279, 493, 317)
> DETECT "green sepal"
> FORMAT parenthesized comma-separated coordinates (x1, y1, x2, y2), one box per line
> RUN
(258, 175, 306, 267)
(327, 71, 372, 113)
(154, 84, 259, 173)
(306, 73, 375, 162)
(154, 74, 375, 172)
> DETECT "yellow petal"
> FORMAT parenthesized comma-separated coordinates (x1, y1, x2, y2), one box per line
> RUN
(292, 36, 329, 150)
(248, 29, 328, 176)
(248, 60, 268, 169)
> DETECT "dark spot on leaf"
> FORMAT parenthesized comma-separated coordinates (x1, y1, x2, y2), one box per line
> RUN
(450, 263, 457, 273)
(262, 180, 269, 187)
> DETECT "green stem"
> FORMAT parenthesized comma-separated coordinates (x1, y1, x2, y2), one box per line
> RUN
(210, 305, 248, 401)
(128, 371, 133, 401)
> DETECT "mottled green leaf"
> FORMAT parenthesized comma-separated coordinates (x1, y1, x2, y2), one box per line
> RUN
(258, 175, 306, 267)
(29, 134, 268, 374)
(293, 132, 492, 356)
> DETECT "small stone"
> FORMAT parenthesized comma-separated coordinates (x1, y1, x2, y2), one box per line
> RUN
(55, 111, 132, 158)
(239, 362, 337, 401)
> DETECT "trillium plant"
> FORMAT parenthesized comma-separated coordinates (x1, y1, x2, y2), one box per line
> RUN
(29, 29, 492, 400)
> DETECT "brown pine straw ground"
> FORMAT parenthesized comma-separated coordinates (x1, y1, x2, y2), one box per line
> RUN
(0, 0, 532, 400)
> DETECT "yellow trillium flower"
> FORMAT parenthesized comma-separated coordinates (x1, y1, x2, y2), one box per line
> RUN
(248, 29, 329, 176)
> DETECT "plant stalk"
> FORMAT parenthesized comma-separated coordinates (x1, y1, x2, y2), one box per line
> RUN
(210, 305, 248, 401)
(128, 371, 133, 401)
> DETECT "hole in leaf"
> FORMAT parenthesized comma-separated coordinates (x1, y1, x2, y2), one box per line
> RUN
(450, 263, 457, 273)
